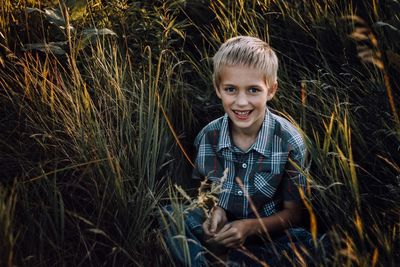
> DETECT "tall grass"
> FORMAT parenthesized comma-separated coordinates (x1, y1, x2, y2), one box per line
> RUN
(0, 0, 399, 266)
(0, 1, 197, 266)
(0, 185, 17, 267)
(0, 43, 166, 265)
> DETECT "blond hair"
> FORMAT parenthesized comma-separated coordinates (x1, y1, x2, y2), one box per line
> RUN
(213, 36, 278, 88)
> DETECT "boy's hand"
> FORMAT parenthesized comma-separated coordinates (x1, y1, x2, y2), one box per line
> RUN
(209, 220, 253, 248)
(202, 206, 227, 238)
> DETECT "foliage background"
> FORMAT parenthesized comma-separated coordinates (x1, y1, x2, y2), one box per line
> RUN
(0, 0, 399, 266)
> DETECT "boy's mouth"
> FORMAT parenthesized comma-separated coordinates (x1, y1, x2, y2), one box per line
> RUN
(233, 110, 252, 120)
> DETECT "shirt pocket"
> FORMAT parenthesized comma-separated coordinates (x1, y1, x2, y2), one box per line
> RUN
(253, 171, 282, 199)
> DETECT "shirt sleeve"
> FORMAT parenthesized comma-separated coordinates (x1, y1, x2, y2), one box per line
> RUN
(192, 129, 205, 180)
(281, 138, 308, 202)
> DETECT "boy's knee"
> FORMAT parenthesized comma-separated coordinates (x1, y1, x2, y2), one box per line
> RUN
(158, 204, 180, 230)
(160, 204, 174, 215)
(185, 207, 207, 229)
(158, 205, 206, 229)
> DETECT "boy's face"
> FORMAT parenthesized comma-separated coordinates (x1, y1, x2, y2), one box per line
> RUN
(215, 65, 277, 136)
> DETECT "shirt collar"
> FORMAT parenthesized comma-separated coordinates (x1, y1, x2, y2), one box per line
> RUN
(252, 108, 273, 156)
(217, 109, 273, 156)
(217, 113, 231, 151)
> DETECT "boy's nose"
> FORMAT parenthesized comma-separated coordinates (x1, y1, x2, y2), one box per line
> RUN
(236, 93, 249, 106)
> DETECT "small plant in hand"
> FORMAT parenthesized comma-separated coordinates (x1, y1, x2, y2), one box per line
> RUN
(175, 168, 228, 215)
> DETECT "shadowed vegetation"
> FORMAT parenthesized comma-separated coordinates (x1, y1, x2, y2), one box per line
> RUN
(0, 0, 399, 266)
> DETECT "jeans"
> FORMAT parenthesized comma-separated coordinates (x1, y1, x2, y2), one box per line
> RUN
(159, 205, 209, 267)
(159, 205, 330, 267)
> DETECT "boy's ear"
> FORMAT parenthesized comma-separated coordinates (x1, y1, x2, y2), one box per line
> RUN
(213, 80, 222, 99)
(267, 82, 278, 101)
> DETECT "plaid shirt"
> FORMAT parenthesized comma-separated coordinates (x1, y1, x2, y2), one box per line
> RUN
(192, 109, 307, 219)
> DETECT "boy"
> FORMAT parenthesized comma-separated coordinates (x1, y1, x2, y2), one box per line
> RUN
(163, 36, 313, 266)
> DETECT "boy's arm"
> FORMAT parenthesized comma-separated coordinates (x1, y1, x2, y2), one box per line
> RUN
(192, 128, 229, 236)
(210, 201, 302, 248)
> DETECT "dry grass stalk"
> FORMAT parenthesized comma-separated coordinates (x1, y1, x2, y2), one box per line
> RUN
(346, 15, 399, 126)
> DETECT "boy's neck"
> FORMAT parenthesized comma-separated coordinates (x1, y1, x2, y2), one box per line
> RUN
(227, 108, 266, 151)
(230, 124, 261, 152)
(231, 127, 258, 139)
(231, 133, 256, 152)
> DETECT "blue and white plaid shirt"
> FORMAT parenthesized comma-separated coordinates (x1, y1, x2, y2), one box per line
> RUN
(193, 108, 307, 219)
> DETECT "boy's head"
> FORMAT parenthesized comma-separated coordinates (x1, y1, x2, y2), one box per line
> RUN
(212, 36, 279, 136)
(212, 36, 278, 89)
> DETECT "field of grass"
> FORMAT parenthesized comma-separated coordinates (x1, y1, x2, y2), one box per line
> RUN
(0, 0, 399, 266)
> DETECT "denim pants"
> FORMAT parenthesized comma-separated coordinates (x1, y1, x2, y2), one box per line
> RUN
(159, 205, 328, 267)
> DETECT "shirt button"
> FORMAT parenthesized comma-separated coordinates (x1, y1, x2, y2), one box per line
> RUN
(237, 190, 243, 195)
(242, 163, 247, 168)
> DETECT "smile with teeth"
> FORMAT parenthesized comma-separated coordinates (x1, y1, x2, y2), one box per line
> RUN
(233, 110, 252, 119)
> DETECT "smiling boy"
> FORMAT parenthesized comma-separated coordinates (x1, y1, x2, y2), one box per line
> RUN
(162, 36, 314, 266)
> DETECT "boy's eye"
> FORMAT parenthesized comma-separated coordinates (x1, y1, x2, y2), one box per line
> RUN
(249, 87, 259, 93)
(224, 87, 236, 93)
